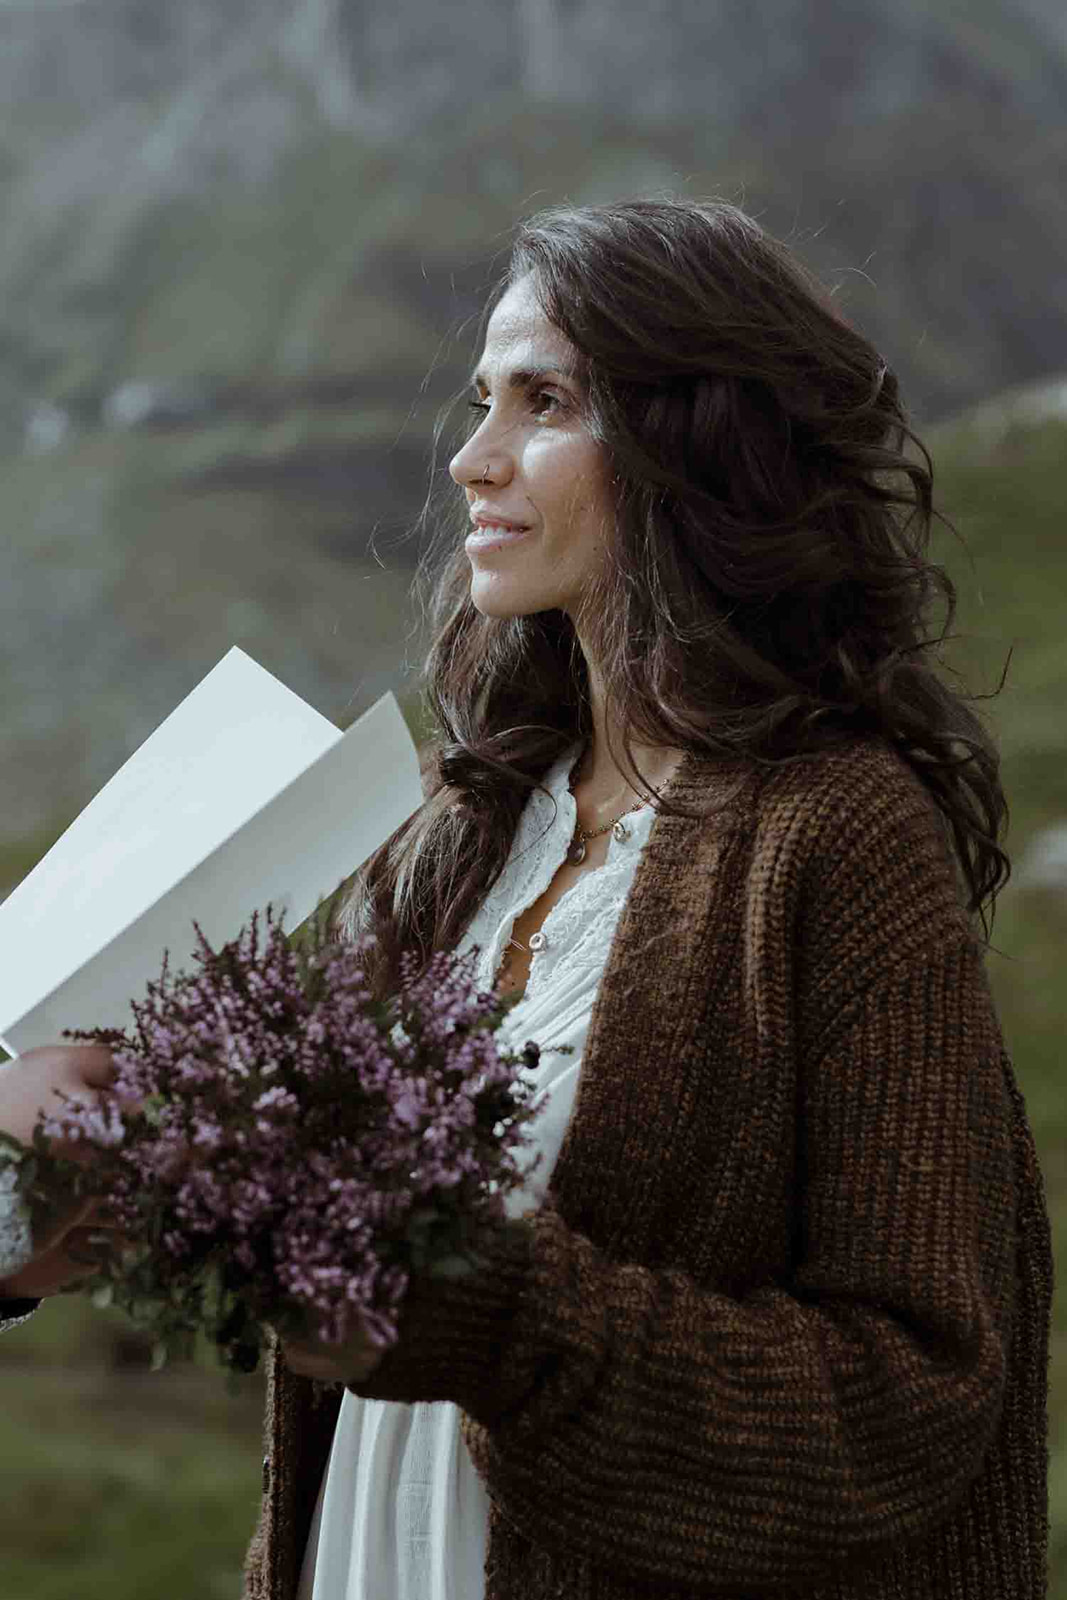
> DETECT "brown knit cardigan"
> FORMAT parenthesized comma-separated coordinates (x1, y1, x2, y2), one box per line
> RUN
(244, 736, 1053, 1599)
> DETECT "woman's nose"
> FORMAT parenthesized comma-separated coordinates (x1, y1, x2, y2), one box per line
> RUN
(449, 431, 510, 489)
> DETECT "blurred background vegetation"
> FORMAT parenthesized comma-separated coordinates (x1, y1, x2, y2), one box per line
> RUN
(0, 0, 1064, 1594)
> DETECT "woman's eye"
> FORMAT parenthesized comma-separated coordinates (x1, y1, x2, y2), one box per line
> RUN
(466, 391, 564, 424)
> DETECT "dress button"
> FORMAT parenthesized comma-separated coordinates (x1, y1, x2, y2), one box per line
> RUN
(527, 931, 547, 952)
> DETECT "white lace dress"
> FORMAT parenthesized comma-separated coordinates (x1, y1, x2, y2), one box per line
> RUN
(0, 1157, 35, 1329)
(0, 1166, 32, 1280)
(297, 741, 659, 1600)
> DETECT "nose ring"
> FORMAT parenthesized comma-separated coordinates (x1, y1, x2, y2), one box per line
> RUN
(480, 462, 491, 483)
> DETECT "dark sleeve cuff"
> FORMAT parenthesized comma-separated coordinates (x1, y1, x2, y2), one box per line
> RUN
(0, 1297, 41, 1319)
(343, 1214, 536, 1416)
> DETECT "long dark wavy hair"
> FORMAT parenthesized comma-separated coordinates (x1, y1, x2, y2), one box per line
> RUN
(340, 198, 1011, 995)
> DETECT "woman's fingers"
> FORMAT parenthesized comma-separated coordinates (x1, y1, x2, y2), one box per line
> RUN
(16, 1042, 116, 1089)
(63, 1045, 118, 1089)
(0, 1044, 117, 1151)
(1, 1223, 103, 1298)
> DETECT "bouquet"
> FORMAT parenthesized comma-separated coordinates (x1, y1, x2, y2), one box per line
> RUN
(0, 906, 557, 1377)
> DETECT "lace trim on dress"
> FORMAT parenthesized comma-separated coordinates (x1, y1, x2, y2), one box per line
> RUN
(460, 744, 656, 1007)
(0, 1160, 33, 1280)
(523, 843, 649, 1006)
(461, 744, 582, 991)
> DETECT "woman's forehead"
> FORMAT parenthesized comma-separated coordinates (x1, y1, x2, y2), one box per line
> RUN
(481, 277, 576, 368)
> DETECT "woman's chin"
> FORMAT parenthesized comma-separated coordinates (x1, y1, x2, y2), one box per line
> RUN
(468, 580, 557, 620)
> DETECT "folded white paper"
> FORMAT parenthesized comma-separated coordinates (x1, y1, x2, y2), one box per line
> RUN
(0, 647, 424, 1057)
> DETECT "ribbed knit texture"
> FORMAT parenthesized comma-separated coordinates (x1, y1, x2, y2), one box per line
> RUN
(244, 737, 1053, 1600)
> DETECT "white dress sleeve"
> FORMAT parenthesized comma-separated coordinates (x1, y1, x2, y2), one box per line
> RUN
(0, 1162, 39, 1332)
(0, 1161, 33, 1280)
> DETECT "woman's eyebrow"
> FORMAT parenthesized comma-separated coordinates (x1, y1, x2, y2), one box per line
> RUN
(469, 363, 576, 391)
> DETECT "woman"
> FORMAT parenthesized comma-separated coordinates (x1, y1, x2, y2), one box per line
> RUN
(245, 199, 1053, 1600)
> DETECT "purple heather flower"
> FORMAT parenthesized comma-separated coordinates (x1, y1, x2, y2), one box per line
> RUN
(19, 911, 546, 1374)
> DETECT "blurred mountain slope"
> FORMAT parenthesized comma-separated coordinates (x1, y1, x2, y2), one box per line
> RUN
(2, 0, 1066, 860)
(2, 0, 1066, 432)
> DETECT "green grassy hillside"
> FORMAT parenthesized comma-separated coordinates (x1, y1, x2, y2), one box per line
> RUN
(933, 406, 1067, 1579)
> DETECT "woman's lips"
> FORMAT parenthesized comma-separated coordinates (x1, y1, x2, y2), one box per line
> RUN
(465, 522, 533, 552)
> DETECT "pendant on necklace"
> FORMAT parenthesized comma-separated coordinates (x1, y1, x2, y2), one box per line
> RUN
(569, 837, 587, 865)
(612, 819, 630, 843)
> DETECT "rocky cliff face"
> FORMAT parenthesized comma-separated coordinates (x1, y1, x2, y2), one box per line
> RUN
(2, 0, 1065, 433)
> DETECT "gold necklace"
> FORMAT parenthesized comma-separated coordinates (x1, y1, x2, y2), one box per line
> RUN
(566, 739, 649, 865)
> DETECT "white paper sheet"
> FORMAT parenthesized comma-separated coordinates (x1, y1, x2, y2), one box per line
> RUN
(0, 647, 424, 1057)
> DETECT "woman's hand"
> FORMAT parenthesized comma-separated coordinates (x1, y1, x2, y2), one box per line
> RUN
(0, 1214, 119, 1299)
(0, 1042, 116, 1151)
(0, 1043, 117, 1300)
(279, 1312, 389, 1386)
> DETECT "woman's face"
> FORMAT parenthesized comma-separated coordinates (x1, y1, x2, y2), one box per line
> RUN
(449, 273, 613, 621)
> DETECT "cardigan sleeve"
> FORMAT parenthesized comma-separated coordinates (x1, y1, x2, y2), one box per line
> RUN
(341, 929, 1018, 1592)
